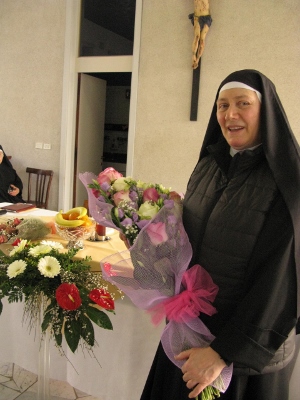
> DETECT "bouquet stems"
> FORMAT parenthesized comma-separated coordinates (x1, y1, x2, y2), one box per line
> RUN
(196, 385, 220, 400)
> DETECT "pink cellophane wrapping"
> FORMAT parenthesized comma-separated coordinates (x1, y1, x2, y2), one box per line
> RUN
(80, 171, 232, 392)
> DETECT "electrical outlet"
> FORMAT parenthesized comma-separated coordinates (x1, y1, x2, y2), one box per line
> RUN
(43, 143, 51, 150)
(35, 142, 43, 149)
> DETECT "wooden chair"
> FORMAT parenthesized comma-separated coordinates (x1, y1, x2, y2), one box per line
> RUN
(25, 167, 54, 209)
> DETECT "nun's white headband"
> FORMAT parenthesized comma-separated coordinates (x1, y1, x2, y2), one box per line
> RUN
(219, 81, 262, 102)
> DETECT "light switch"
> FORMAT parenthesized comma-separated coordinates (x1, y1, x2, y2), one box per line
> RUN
(35, 142, 43, 149)
(43, 143, 51, 150)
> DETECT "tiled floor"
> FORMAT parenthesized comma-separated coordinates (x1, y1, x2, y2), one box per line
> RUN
(0, 362, 102, 400)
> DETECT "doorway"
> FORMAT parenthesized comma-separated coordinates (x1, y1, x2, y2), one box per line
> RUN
(74, 72, 132, 207)
(59, 0, 142, 210)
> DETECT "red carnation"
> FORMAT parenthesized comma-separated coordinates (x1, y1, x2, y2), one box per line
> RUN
(13, 218, 22, 226)
(12, 238, 21, 246)
(89, 288, 114, 310)
(56, 283, 82, 310)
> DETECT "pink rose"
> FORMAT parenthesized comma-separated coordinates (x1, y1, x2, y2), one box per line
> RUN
(143, 188, 160, 202)
(97, 167, 123, 186)
(113, 190, 131, 206)
(146, 222, 168, 246)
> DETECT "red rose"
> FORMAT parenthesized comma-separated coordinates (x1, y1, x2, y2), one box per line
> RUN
(12, 238, 21, 246)
(89, 288, 114, 310)
(56, 283, 82, 310)
(143, 187, 160, 202)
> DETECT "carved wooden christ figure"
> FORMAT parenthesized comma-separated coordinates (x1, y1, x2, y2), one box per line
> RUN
(189, 0, 212, 69)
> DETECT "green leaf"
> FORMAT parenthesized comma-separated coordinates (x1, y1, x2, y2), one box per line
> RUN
(80, 314, 95, 346)
(64, 319, 81, 353)
(54, 332, 62, 347)
(86, 307, 113, 330)
(41, 311, 52, 331)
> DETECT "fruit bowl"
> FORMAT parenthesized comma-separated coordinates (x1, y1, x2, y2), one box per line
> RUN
(55, 221, 96, 249)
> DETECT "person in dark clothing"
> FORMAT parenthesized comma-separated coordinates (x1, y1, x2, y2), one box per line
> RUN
(0, 145, 24, 203)
(140, 70, 300, 400)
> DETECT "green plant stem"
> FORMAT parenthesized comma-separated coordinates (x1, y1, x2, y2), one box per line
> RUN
(195, 385, 220, 400)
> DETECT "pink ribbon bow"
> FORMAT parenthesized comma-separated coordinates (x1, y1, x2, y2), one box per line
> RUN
(148, 264, 219, 325)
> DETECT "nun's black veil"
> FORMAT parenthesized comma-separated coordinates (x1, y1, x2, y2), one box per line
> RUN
(199, 69, 300, 319)
(0, 145, 14, 169)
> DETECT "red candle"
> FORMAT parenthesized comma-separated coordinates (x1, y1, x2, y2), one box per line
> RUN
(96, 224, 106, 236)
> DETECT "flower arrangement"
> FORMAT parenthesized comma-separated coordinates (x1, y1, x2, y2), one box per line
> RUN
(0, 238, 115, 354)
(0, 217, 55, 243)
(79, 168, 233, 400)
(0, 218, 22, 243)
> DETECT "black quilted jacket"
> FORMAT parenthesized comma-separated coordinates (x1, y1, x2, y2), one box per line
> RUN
(183, 141, 297, 375)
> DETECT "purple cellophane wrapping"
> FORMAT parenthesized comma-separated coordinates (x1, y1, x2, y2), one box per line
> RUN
(79, 172, 118, 230)
(79, 171, 232, 392)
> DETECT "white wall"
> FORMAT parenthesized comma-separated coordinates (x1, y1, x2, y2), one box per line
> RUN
(0, 0, 66, 210)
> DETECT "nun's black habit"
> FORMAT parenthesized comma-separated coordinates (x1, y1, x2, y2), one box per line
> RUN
(0, 145, 24, 203)
(140, 70, 300, 400)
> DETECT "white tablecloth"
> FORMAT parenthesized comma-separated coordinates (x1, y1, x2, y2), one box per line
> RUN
(0, 297, 164, 400)
(0, 203, 299, 399)
(0, 202, 164, 399)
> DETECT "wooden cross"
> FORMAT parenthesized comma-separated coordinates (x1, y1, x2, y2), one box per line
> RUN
(189, 1, 212, 121)
(190, 59, 201, 121)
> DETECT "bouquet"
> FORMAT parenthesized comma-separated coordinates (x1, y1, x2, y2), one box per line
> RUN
(80, 167, 181, 246)
(79, 168, 232, 399)
(0, 238, 115, 355)
(0, 217, 55, 243)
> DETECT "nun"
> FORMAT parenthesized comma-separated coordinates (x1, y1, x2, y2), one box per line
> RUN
(141, 70, 300, 400)
(0, 145, 24, 203)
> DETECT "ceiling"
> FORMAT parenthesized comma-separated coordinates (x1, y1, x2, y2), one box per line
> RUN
(83, 0, 136, 42)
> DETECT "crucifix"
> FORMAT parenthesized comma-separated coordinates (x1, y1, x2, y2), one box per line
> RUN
(189, 0, 212, 121)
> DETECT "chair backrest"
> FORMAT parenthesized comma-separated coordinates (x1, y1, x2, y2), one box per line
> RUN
(26, 167, 54, 209)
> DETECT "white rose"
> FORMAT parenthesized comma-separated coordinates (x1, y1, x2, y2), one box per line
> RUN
(112, 177, 130, 192)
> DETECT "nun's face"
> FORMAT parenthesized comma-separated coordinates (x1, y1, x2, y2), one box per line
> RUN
(216, 88, 261, 150)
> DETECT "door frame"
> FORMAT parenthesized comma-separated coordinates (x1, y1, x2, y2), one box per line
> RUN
(59, 0, 142, 210)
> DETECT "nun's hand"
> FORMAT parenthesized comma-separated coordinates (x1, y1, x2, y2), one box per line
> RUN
(0, 150, 3, 164)
(175, 346, 226, 398)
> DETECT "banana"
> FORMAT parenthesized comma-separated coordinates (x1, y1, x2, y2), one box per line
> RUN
(64, 207, 87, 219)
(55, 211, 85, 227)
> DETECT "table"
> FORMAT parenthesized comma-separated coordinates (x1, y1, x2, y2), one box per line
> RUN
(0, 203, 164, 399)
(0, 203, 299, 399)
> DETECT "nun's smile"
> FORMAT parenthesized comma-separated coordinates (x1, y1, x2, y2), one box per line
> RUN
(216, 88, 261, 150)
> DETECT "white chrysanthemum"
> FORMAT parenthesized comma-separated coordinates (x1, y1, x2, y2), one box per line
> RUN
(40, 240, 64, 250)
(9, 240, 28, 256)
(38, 256, 61, 278)
(7, 260, 27, 279)
(29, 244, 52, 257)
